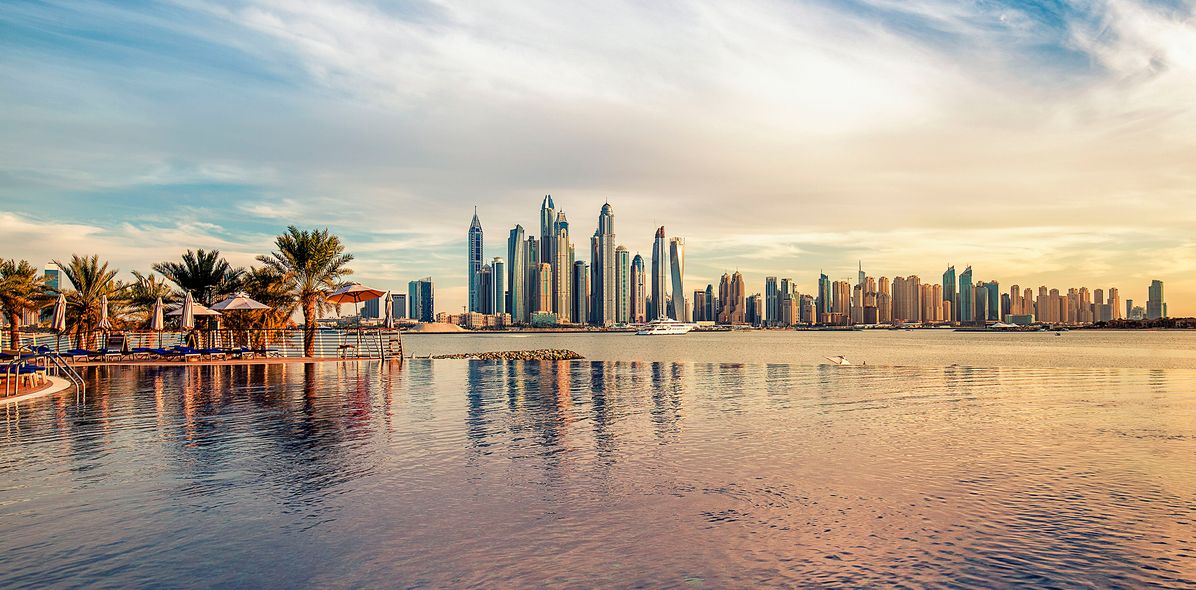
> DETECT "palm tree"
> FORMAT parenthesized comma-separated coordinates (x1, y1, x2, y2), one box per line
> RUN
(0, 259, 48, 349)
(124, 271, 175, 328)
(152, 249, 245, 306)
(53, 255, 125, 348)
(257, 226, 353, 357)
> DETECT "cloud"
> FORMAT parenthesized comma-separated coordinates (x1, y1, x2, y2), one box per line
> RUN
(1, 0, 1194, 313)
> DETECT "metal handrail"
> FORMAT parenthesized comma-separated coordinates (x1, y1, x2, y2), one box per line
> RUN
(40, 347, 85, 395)
(3, 346, 85, 397)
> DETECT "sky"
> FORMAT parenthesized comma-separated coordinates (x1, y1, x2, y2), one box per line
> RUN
(1, 0, 1194, 315)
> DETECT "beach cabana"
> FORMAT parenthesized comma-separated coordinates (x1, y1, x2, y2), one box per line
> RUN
(211, 292, 270, 348)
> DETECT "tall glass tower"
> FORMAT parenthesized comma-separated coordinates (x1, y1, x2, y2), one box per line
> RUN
(630, 254, 646, 322)
(765, 276, 779, 327)
(616, 246, 630, 324)
(1147, 279, 1166, 319)
(492, 257, 506, 315)
(817, 272, 831, 320)
(507, 225, 526, 323)
(651, 227, 668, 320)
(539, 195, 555, 270)
(942, 265, 957, 323)
(669, 237, 686, 321)
(958, 266, 974, 325)
(467, 208, 483, 312)
(553, 212, 572, 321)
(590, 203, 617, 325)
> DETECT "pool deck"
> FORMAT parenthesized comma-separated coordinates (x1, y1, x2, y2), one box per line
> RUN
(65, 357, 400, 367)
(2, 376, 74, 405)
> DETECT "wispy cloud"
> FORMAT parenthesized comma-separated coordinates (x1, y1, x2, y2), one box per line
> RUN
(1, 0, 1194, 312)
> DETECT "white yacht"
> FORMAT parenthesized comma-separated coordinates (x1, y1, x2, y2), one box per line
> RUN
(636, 317, 695, 336)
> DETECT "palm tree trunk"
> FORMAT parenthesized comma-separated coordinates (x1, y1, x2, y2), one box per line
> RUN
(303, 299, 317, 357)
(8, 314, 20, 350)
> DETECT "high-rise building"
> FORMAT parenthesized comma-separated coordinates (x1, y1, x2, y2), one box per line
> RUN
(364, 296, 381, 319)
(764, 276, 779, 327)
(986, 279, 999, 321)
(572, 261, 589, 323)
(746, 294, 762, 326)
(704, 284, 715, 322)
(507, 225, 527, 324)
(540, 195, 555, 269)
(478, 263, 494, 314)
(526, 236, 540, 319)
(467, 208, 484, 312)
(816, 272, 831, 321)
(1108, 287, 1121, 321)
(650, 227, 668, 320)
(943, 266, 957, 323)
(616, 246, 630, 324)
(717, 271, 746, 324)
(1125, 298, 1134, 320)
(669, 237, 686, 321)
(553, 211, 573, 321)
(534, 263, 552, 313)
(408, 277, 435, 323)
(717, 274, 731, 323)
(492, 257, 506, 315)
(591, 203, 617, 326)
(630, 254, 646, 322)
(958, 266, 974, 325)
(44, 266, 60, 292)
(693, 289, 708, 322)
(391, 293, 408, 320)
(1147, 280, 1166, 320)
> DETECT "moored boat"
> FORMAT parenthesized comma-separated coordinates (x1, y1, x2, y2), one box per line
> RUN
(635, 318, 695, 336)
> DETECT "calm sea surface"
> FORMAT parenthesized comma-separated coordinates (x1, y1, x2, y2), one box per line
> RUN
(2, 332, 1195, 588)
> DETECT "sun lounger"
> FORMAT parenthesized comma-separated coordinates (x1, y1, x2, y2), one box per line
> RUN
(64, 349, 97, 361)
(171, 346, 202, 361)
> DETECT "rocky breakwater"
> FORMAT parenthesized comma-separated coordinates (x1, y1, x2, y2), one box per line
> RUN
(430, 349, 583, 361)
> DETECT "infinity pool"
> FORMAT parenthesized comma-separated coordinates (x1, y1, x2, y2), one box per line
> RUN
(2, 359, 1195, 588)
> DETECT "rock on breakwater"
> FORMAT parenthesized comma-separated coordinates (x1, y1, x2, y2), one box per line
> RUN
(430, 349, 584, 361)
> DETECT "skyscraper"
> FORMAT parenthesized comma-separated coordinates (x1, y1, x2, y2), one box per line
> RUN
(616, 246, 630, 324)
(1147, 280, 1167, 319)
(478, 263, 494, 314)
(817, 272, 831, 322)
(669, 237, 686, 321)
(943, 266, 957, 323)
(507, 225, 527, 324)
(492, 257, 506, 315)
(717, 273, 731, 323)
(591, 203, 617, 326)
(408, 277, 435, 323)
(526, 236, 540, 319)
(695, 289, 710, 321)
(467, 208, 484, 312)
(958, 266, 973, 325)
(540, 195, 555, 268)
(705, 283, 715, 322)
(764, 276, 779, 327)
(534, 263, 552, 313)
(630, 254, 646, 323)
(572, 261, 589, 323)
(553, 211, 573, 321)
(650, 227, 668, 320)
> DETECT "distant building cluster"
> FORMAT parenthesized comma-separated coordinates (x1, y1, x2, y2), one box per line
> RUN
(467, 196, 687, 327)
(462, 198, 1173, 329)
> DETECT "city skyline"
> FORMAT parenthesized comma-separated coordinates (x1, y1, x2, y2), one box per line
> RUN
(461, 197, 1173, 326)
(2, 1, 1194, 314)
